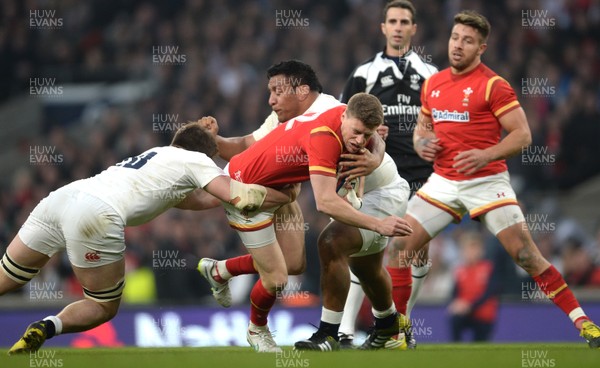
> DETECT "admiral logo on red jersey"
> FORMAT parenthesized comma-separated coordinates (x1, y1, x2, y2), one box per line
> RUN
(84, 251, 101, 263)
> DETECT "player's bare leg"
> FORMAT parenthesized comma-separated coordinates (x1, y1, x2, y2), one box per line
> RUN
(58, 260, 125, 333)
(6, 237, 124, 355)
(2, 235, 50, 355)
(295, 221, 360, 351)
(350, 251, 390, 311)
(349, 244, 402, 350)
(490, 211, 600, 348)
(296, 220, 403, 351)
(274, 201, 306, 275)
(198, 201, 305, 308)
(317, 221, 361, 311)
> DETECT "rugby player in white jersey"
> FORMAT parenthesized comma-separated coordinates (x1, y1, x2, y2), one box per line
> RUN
(3, 122, 294, 355)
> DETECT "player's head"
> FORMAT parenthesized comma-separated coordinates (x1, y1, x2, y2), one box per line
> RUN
(381, 0, 417, 56)
(341, 93, 383, 153)
(171, 122, 218, 157)
(267, 60, 323, 122)
(449, 10, 490, 72)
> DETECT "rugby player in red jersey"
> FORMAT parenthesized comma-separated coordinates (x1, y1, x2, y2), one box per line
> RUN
(403, 10, 600, 348)
(202, 92, 412, 352)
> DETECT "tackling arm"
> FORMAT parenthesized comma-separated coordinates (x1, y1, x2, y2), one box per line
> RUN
(206, 176, 294, 211)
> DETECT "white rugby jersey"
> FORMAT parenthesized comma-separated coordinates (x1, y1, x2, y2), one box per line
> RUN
(68, 146, 225, 226)
(251, 93, 342, 141)
(363, 153, 403, 193)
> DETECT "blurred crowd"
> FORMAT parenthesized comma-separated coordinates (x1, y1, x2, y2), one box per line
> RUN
(0, 0, 599, 305)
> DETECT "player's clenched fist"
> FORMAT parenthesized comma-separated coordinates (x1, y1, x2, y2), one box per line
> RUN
(196, 116, 219, 136)
(376, 216, 413, 237)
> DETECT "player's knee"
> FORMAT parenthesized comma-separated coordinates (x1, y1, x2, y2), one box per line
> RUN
(388, 237, 407, 252)
(287, 260, 306, 275)
(515, 247, 539, 273)
(98, 300, 120, 322)
(317, 233, 344, 260)
(262, 273, 288, 292)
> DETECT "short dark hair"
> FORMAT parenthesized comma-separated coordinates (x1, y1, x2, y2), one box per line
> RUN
(171, 122, 218, 157)
(267, 60, 323, 93)
(454, 10, 491, 43)
(346, 93, 384, 129)
(384, 0, 416, 24)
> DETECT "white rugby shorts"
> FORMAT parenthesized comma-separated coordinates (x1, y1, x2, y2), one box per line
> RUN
(19, 187, 125, 268)
(408, 171, 525, 237)
(350, 176, 410, 257)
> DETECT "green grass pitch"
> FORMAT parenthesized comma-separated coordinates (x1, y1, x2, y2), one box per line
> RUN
(0, 343, 595, 368)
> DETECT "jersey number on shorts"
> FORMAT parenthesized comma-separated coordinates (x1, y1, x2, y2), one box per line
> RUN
(116, 151, 157, 169)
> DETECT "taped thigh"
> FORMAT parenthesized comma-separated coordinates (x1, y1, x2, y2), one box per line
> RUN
(1, 253, 40, 284)
(83, 278, 125, 302)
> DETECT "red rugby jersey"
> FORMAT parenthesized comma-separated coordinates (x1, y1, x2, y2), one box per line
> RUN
(229, 105, 346, 188)
(420, 63, 521, 180)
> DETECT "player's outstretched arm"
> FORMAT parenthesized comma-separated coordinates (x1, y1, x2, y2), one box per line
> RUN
(310, 174, 412, 237)
(175, 188, 221, 210)
(204, 176, 294, 212)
